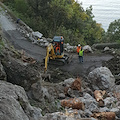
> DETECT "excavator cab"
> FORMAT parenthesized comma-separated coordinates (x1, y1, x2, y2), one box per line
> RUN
(53, 36, 64, 55)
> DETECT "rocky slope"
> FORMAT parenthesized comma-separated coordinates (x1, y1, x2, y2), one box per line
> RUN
(0, 2, 120, 120)
(1, 34, 120, 119)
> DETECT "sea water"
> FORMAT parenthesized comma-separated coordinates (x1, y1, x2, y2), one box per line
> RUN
(77, 0, 120, 31)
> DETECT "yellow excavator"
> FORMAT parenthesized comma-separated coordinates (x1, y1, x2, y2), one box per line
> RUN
(44, 36, 69, 72)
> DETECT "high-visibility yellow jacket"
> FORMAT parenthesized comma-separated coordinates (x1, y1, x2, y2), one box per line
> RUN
(79, 50, 84, 56)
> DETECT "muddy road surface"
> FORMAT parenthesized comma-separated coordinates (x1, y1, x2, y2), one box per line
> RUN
(50, 53, 113, 77)
(0, 7, 113, 77)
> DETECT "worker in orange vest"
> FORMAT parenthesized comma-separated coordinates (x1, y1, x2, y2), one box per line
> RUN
(55, 43, 60, 54)
(77, 44, 81, 55)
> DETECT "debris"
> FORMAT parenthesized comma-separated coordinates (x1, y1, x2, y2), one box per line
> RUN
(64, 109, 78, 117)
(32, 31, 43, 39)
(71, 77, 82, 92)
(64, 77, 82, 95)
(61, 98, 85, 110)
(94, 90, 106, 107)
(91, 112, 116, 120)
(64, 87, 70, 95)
(113, 91, 120, 100)
(21, 50, 36, 63)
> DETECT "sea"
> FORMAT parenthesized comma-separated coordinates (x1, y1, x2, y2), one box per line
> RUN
(76, 0, 120, 31)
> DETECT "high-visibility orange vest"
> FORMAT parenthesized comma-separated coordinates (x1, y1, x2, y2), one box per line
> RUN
(56, 46, 60, 53)
(77, 46, 81, 53)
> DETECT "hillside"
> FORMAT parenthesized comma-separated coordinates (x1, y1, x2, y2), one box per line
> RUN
(0, 2, 120, 120)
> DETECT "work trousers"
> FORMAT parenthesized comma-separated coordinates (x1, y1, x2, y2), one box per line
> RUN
(79, 56, 83, 63)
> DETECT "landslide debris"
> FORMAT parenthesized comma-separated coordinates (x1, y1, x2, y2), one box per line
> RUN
(103, 53, 120, 84)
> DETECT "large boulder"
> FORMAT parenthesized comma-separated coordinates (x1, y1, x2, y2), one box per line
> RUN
(0, 80, 42, 120)
(83, 45, 93, 53)
(2, 56, 41, 91)
(88, 67, 115, 91)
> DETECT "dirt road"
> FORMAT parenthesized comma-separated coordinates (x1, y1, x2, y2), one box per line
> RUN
(0, 7, 113, 77)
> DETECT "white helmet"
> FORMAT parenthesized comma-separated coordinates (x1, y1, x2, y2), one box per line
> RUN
(78, 44, 80, 47)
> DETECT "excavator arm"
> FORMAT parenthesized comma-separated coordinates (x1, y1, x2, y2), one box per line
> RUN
(44, 43, 55, 72)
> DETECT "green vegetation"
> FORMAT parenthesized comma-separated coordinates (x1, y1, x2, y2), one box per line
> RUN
(104, 19, 120, 43)
(3, 0, 105, 45)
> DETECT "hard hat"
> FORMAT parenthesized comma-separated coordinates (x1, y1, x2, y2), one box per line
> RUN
(78, 44, 80, 46)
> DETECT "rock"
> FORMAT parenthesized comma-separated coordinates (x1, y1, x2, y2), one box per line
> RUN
(41, 86, 52, 101)
(99, 107, 110, 112)
(0, 80, 42, 120)
(104, 46, 110, 51)
(64, 43, 76, 53)
(71, 77, 82, 92)
(116, 110, 120, 118)
(31, 81, 43, 102)
(39, 39, 44, 42)
(81, 93, 99, 112)
(67, 88, 83, 98)
(32, 31, 43, 39)
(44, 42, 49, 47)
(83, 45, 93, 53)
(84, 109, 92, 117)
(83, 93, 95, 101)
(88, 67, 115, 91)
(62, 78, 75, 87)
(87, 103, 99, 113)
(104, 97, 118, 108)
(0, 61, 6, 81)
(46, 38, 52, 42)
(58, 93, 66, 99)
(110, 108, 119, 113)
(2, 56, 41, 91)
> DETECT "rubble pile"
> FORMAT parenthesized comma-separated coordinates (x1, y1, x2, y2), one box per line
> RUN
(103, 54, 120, 84)
(0, 46, 120, 120)
(16, 23, 93, 53)
(1, 52, 120, 120)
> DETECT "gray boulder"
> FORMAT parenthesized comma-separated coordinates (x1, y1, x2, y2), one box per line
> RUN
(83, 45, 93, 53)
(80, 93, 99, 113)
(2, 56, 41, 91)
(88, 67, 115, 91)
(0, 80, 42, 120)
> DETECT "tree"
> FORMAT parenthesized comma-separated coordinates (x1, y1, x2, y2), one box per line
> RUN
(105, 19, 120, 42)
(5, 0, 105, 45)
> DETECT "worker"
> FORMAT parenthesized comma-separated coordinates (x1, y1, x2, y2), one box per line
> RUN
(77, 44, 81, 55)
(55, 43, 60, 54)
(79, 47, 84, 63)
